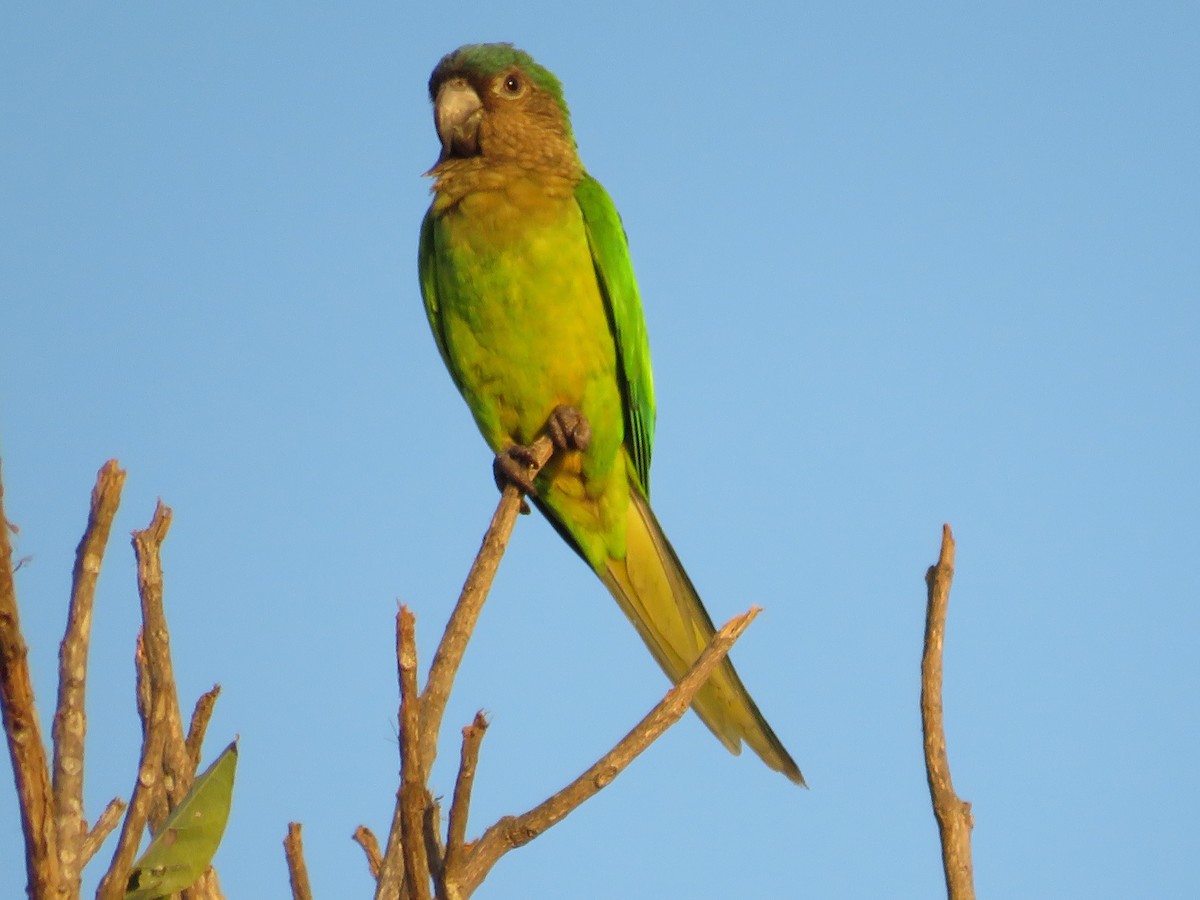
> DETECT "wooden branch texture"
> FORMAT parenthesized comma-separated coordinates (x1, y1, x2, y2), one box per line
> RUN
(453, 607, 760, 897)
(53, 459, 126, 893)
(347, 433, 774, 899)
(285, 822, 315, 900)
(354, 825, 384, 878)
(921, 524, 976, 900)
(418, 436, 554, 774)
(0, 459, 61, 897)
(0, 454, 987, 899)
(133, 501, 198, 817)
(398, 608, 433, 900)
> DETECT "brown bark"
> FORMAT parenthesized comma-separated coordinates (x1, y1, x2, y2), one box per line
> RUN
(921, 525, 976, 900)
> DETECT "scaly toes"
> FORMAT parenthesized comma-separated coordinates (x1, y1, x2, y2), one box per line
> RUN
(493, 447, 538, 513)
(546, 405, 592, 452)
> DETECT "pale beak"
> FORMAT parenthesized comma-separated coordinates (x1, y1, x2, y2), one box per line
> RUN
(435, 77, 483, 160)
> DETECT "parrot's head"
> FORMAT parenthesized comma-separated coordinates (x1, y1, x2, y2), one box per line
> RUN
(427, 43, 577, 173)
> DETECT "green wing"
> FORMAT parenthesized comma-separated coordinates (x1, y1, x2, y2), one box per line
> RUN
(575, 174, 657, 492)
(418, 206, 463, 392)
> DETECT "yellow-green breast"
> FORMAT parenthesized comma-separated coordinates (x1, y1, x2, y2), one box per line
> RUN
(429, 173, 631, 566)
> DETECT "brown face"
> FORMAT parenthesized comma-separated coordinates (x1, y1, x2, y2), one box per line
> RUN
(432, 67, 576, 173)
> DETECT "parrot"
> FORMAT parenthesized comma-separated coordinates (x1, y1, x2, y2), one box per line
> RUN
(418, 42, 803, 785)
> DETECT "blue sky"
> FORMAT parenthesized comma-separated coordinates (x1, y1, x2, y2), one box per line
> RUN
(2, 3, 1197, 897)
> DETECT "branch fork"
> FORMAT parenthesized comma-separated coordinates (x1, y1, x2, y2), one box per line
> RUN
(283, 435, 765, 898)
(1, 460, 227, 899)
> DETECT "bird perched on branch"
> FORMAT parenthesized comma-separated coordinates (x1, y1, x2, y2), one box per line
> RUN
(418, 42, 803, 784)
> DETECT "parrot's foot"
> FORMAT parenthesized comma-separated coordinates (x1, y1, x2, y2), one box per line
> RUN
(545, 405, 591, 452)
(491, 407, 590, 515)
(493, 446, 539, 513)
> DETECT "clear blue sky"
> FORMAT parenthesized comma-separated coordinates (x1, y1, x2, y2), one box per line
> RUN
(2, 3, 1197, 897)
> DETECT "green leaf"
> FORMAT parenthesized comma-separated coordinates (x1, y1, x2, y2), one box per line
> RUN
(125, 739, 238, 900)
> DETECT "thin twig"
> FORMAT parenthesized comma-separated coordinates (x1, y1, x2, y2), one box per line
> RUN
(135, 504, 225, 900)
(373, 790, 406, 900)
(96, 714, 167, 900)
(921, 524, 975, 900)
(99, 501, 193, 900)
(354, 825, 383, 878)
(285, 822, 315, 900)
(443, 712, 487, 882)
(375, 607, 438, 900)
(453, 607, 761, 897)
(424, 799, 446, 900)
(186, 684, 222, 769)
(81, 796, 127, 865)
(398, 608, 432, 900)
(419, 436, 555, 773)
(53, 459, 126, 892)
(0, 459, 61, 897)
(133, 630, 170, 829)
(133, 501, 195, 820)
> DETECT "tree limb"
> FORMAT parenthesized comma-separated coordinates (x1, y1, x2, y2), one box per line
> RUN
(921, 524, 975, 900)
(2, 464, 228, 899)
(285, 822, 315, 900)
(186, 684, 222, 770)
(348, 435, 769, 897)
(442, 712, 487, 882)
(53, 459, 126, 894)
(419, 436, 554, 773)
(453, 606, 762, 896)
(423, 799, 445, 894)
(132, 501, 196, 819)
(398, 607, 433, 900)
(96, 707, 167, 900)
(100, 500, 228, 900)
(97, 503, 181, 900)
(81, 796, 126, 866)
(354, 825, 384, 879)
(0, 459, 61, 897)
(373, 792, 406, 900)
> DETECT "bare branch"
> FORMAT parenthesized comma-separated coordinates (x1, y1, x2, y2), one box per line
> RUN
(424, 799, 445, 892)
(419, 437, 554, 772)
(99, 501, 193, 900)
(96, 714, 167, 900)
(285, 822, 315, 900)
(399, 608, 432, 900)
(53, 459, 126, 892)
(921, 524, 975, 900)
(186, 684, 222, 769)
(373, 790, 406, 900)
(354, 825, 383, 879)
(0, 459, 61, 897)
(133, 630, 171, 829)
(453, 606, 762, 896)
(443, 713, 488, 879)
(132, 501, 196, 821)
(81, 796, 126, 865)
(134, 630, 152, 734)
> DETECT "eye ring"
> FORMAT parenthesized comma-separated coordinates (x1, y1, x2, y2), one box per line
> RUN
(500, 73, 524, 96)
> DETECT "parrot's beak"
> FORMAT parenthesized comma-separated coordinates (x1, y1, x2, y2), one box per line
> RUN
(434, 78, 483, 160)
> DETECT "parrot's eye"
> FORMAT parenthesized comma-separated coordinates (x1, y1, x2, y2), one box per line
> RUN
(500, 73, 524, 96)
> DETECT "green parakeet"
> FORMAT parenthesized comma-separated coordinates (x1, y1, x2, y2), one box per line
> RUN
(418, 43, 803, 785)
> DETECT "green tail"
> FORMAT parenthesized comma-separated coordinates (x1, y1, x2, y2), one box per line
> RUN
(599, 490, 805, 785)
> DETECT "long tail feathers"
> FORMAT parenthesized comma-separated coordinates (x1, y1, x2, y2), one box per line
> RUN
(600, 491, 805, 785)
